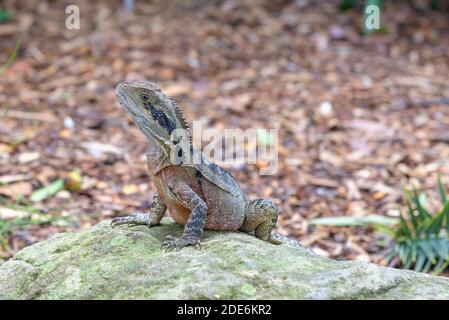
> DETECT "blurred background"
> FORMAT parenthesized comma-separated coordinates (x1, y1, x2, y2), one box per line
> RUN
(1, 0, 449, 274)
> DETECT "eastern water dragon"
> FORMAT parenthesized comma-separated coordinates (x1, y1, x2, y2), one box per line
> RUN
(111, 81, 301, 251)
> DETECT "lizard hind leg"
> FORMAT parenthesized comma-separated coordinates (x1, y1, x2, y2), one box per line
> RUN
(240, 199, 282, 244)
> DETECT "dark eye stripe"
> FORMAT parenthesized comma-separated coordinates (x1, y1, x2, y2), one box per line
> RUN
(143, 102, 176, 134)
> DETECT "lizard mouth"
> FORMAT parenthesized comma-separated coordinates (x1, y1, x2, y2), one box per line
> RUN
(115, 84, 160, 141)
(115, 86, 139, 118)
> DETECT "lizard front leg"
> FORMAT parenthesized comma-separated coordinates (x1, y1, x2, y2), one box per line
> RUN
(161, 180, 207, 252)
(111, 193, 166, 227)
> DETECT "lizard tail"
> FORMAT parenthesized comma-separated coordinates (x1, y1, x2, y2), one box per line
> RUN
(270, 233, 315, 256)
(270, 233, 302, 247)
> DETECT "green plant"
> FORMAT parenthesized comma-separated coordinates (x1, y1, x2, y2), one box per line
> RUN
(29, 178, 64, 202)
(310, 214, 397, 227)
(0, 37, 21, 76)
(0, 204, 69, 256)
(0, 214, 56, 255)
(0, 10, 13, 23)
(310, 176, 449, 275)
(384, 177, 449, 274)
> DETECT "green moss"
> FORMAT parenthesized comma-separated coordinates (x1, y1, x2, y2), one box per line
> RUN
(2, 219, 449, 299)
(110, 234, 128, 247)
(239, 283, 257, 297)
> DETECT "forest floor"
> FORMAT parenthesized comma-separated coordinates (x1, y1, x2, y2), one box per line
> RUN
(1, 0, 449, 270)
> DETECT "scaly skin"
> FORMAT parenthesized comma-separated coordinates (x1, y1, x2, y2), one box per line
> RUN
(111, 81, 283, 251)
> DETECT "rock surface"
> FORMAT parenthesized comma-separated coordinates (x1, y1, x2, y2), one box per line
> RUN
(1, 218, 449, 299)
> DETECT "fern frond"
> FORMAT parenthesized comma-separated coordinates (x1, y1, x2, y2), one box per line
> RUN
(392, 236, 449, 274)
(438, 174, 447, 204)
(387, 177, 449, 275)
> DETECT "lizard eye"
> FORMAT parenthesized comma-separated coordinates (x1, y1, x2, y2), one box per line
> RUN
(140, 94, 150, 102)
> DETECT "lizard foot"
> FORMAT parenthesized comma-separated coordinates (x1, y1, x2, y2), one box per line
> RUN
(111, 213, 152, 228)
(161, 235, 201, 252)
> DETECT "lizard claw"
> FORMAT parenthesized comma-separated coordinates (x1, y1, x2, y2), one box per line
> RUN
(111, 213, 151, 228)
(161, 235, 201, 252)
(160, 235, 176, 251)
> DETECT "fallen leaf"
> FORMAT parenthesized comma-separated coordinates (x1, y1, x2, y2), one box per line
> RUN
(0, 182, 33, 198)
(373, 191, 386, 200)
(80, 141, 123, 158)
(345, 180, 362, 200)
(30, 179, 64, 202)
(310, 215, 398, 227)
(303, 173, 339, 188)
(163, 83, 190, 96)
(0, 143, 12, 154)
(18, 152, 40, 163)
(0, 174, 30, 184)
(122, 184, 139, 195)
(311, 246, 330, 257)
(0, 207, 30, 220)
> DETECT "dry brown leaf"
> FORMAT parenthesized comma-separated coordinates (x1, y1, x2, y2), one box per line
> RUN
(0, 182, 33, 198)
(18, 152, 40, 164)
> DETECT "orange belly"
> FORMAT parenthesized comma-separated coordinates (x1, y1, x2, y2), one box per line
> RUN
(166, 202, 190, 225)
(151, 167, 202, 227)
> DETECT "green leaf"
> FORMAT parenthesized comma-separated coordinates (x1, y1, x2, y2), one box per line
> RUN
(309, 214, 398, 227)
(386, 177, 449, 274)
(385, 250, 397, 264)
(30, 179, 64, 202)
(433, 257, 445, 274)
(432, 238, 443, 260)
(402, 241, 413, 269)
(434, 259, 449, 275)
(412, 188, 432, 221)
(438, 175, 447, 204)
(441, 200, 449, 234)
(398, 243, 408, 265)
(0, 11, 12, 23)
(373, 224, 395, 236)
(419, 239, 436, 263)
(411, 240, 418, 264)
(422, 257, 434, 273)
(426, 213, 444, 236)
(406, 201, 418, 236)
(398, 212, 412, 238)
(418, 192, 427, 207)
(339, 0, 356, 11)
(414, 253, 426, 272)
(0, 38, 21, 76)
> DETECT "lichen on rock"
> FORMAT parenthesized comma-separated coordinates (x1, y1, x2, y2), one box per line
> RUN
(1, 218, 449, 299)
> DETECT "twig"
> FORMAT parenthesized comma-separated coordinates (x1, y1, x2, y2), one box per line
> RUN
(408, 97, 449, 108)
(0, 37, 21, 75)
(1, 110, 58, 122)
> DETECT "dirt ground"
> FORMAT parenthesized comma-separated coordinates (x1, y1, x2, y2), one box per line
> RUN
(1, 0, 449, 268)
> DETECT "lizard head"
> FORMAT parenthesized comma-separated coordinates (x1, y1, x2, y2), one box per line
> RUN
(115, 81, 192, 156)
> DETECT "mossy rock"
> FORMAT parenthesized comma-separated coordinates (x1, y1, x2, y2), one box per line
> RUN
(1, 218, 449, 299)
